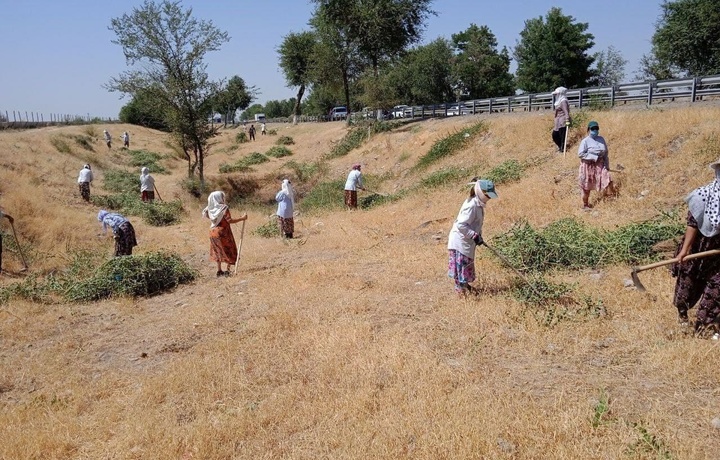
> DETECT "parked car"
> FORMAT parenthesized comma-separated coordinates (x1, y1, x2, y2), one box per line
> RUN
(329, 106, 348, 121)
(447, 104, 474, 116)
(391, 105, 409, 118)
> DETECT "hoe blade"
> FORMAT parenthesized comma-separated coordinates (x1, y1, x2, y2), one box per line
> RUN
(630, 269, 646, 292)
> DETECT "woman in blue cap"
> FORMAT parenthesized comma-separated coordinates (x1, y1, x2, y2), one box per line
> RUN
(578, 120, 612, 210)
(447, 178, 498, 297)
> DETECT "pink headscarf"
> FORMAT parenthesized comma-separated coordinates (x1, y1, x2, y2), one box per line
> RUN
(352, 164, 361, 170)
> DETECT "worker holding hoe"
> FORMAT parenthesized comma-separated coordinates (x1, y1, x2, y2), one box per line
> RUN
(671, 158, 720, 340)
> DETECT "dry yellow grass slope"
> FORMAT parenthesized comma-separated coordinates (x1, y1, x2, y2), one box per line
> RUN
(1, 105, 720, 459)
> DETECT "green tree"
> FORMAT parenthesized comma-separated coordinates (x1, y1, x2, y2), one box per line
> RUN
(635, 52, 677, 81)
(513, 7, 595, 93)
(278, 31, 317, 124)
(591, 46, 628, 86)
(451, 24, 514, 99)
(107, 0, 229, 183)
(118, 87, 170, 131)
(383, 38, 454, 105)
(651, 0, 720, 76)
(309, 0, 435, 122)
(213, 76, 255, 127)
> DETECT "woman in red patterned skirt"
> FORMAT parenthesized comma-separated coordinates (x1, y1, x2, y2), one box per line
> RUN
(202, 191, 247, 276)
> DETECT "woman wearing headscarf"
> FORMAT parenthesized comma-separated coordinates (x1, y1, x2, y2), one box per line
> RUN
(97, 210, 137, 256)
(447, 178, 498, 297)
(276, 179, 295, 238)
(140, 167, 155, 202)
(77, 164, 94, 202)
(672, 159, 720, 339)
(552, 86, 571, 152)
(202, 191, 248, 276)
(577, 120, 612, 210)
(344, 164, 365, 209)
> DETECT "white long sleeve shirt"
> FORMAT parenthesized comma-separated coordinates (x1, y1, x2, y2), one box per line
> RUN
(344, 170, 363, 191)
(77, 168, 94, 183)
(140, 174, 155, 192)
(577, 135, 609, 169)
(447, 197, 485, 258)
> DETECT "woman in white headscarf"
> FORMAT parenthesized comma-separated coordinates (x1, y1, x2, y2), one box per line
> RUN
(447, 177, 498, 297)
(552, 86, 571, 152)
(77, 164, 94, 202)
(276, 179, 296, 238)
(202, 191, 248, 276)
(672, 159, 720, 339)
(140, 167, 155, 202)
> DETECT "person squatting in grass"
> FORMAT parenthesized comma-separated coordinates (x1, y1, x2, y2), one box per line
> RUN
(103, 130, 112, 149)
(344, 164, 365, 209)
(202, 191, 248, 277)
(671, 158, 720, 340)
(98, 210, 137, 256)
(447, 178, 498, 297)
(0, 207, 15, 274)
(276, 179, 295, 238)
(551, 86, 571, 153)
(77, 164, 94, 202)
(140, 167, 155, 203)
(578, 120, 614, 210)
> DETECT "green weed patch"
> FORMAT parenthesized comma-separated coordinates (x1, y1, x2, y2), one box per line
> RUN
(91, 193, 183, 226)
(275, 136, 295, 145)
(415, 122, 486, 170)
(485, 159, 524, 184)
(126, 149, 168, 174)
(300, 179, 345, 212)
(325, 121, 400, 159)
(266, 146, 292, 158)
(253, 219, 280, 238)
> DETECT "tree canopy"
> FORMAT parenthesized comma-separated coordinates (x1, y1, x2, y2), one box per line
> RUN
(107, 0, 229, 183)
(451, 24, 514, 99)
(513, 7, 595, 93)
(278, 31, 317, 124)
(651, 0, 720, 76)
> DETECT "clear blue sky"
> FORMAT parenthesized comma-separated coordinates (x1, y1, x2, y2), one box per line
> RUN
(0, 0, 662, 119)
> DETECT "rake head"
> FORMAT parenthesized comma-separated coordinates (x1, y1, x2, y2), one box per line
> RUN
(630, 268, 647, 292)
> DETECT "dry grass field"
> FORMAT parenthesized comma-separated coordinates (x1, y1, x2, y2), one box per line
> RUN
(1, 104, 720, 459)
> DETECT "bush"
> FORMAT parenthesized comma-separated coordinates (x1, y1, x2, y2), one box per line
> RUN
(415, 122, 487, 170)
(284, 160, 328, 183)
(253, 219, 280, 238)
(103, 169, 140, 193)
(91, 193, 183, 226)
(325, 121, 400, 159)
(266, 146, 292, 158)
(419, 167, 469, 189)
(267, 129, 278, 135)
(219, 162, 254, 174)
(180, 177, 207, 198)
(236, 131, 248, 143)
(276, 136, 295, 145)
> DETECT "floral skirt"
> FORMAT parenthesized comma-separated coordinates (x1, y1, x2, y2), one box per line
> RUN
(278, 216, 294, 236)
(79, 182, 90, 201)
(344, 190, 358, 209)
(114, 221, 137, 256)
(448, 249, 475, 291)
(209, 222, 237, 264)
(578, 162, 611, 192)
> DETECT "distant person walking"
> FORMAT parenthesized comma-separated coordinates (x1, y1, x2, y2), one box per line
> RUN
(103, 130, 112, 150)
(98, 210, 137, 256)
(261, 122, 266, 135)
(0, 207, 15, 274)
(552, 86, 571, 153)
(344, 164, 365, 210)
(202, 191, 248, 277)
(140, 167, 155, 202)
(122, 131, 130, 149)
(275, 179, 295, 238)
(248, 124, 256, 141)
(577, 120, 613, 210)
(672, 158, 720, 340)
(447, 178, 498, 297)
(77, 164, 94, 202)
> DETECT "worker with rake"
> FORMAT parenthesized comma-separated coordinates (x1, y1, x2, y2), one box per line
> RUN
(202, 191, 247, 277)
(551, 86, 571, 153)
(447, 178, 498, 297)
(77, 164, 94, 202)
(671, 158, 720, 340)
(275, 179, 295, 238)
(344, 164, 365, 210)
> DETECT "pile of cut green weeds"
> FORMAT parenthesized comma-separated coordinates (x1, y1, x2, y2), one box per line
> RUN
(219, 152, 268, 173)
(324, 120, 400, 159)
(126, 149, 168, 173)
(0, 251, 196, 305)
(493, 214, 683, 272)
